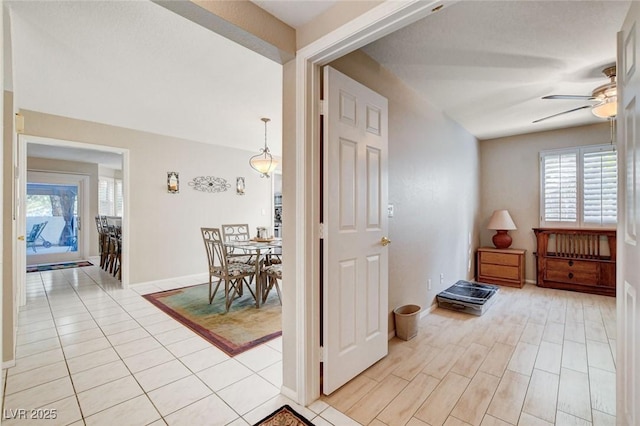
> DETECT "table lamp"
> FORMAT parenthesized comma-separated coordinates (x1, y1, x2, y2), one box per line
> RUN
(487, 209, 517, 249)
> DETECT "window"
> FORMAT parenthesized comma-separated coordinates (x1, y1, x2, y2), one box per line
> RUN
(540, 144, 617, 227)
(99, 177, 123, 216)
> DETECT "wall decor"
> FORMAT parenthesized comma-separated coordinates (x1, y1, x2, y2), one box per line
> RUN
(236, 177, 245, 195)
(188, 176, 231, 193)
(167, 172, 179, 193)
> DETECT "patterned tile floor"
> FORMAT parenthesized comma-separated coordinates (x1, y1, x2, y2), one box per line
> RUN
(1, 262, 342, 425)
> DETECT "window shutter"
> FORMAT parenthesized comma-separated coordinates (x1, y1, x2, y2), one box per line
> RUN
(543, 152, 577, 222)
(583, 149, 617, 225)
(115, 179, 124, 217)
(98, 178, 115, 216)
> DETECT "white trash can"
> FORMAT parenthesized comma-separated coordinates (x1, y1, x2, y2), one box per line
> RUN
(393, 304, 421, 341)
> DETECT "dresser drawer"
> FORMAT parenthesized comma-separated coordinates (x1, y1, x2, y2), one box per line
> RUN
(479, 251, 521, 267)
(479, 263, 520, 281)
(545, 259, 599, 286)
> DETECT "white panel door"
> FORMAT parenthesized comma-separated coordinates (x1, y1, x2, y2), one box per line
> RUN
(618, 4, 640, 424)
(323, 66, 389, 395)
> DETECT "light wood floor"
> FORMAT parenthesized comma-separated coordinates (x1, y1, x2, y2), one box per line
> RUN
(321, 283, 616, 426)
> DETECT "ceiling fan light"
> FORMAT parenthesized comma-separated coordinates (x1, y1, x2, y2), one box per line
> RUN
(592, 97, 617, 119)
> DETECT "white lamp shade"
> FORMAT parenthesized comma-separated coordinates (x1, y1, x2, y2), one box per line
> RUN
(592, 97, 617, 118)
(487, 209, 517, 230)
(250, 156, 279, 176)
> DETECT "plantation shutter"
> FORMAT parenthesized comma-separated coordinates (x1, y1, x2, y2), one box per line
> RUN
(98, 177, 115, 215)
(542, 151, 577, 223)
(115, 179, 124, 216)
(583, 148, 617, 225)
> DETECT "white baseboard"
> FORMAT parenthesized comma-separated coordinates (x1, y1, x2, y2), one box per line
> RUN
(129, 272, 209, 289)
(280, 385, 299, 403)
(388, 302, 438, 339)
(420, 302, 438, 319)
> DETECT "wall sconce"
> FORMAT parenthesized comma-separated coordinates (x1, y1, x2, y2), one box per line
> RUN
(236, 177, 245, 195)
(167, 172, 179, 193)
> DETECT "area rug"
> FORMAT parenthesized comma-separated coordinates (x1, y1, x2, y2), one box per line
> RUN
(143, 282, 281, 356)
(26, 260, 93, 273)
(254, 405, 315, 426)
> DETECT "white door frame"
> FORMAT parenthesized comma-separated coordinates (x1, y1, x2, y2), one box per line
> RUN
(292, 0, 458, 405)
(16, 135, 131, 290)
(25, 170, 89, 265)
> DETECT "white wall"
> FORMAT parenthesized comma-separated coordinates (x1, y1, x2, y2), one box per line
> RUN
(479, 122, 612, 282)
(330, 50, 481, 325)
(21, 109, 275, 284)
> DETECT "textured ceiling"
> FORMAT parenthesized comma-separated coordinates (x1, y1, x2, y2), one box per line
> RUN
(7, 0, 283, 155)
(28, 143, 123, 170)
(7, 1, 632, 147)
(257, 0, 630, 140)
(361, 0, 630, 140)
(251, 0, 339, 28)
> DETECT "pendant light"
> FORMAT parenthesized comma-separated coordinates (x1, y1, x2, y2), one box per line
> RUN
(249, 118, 278, 178)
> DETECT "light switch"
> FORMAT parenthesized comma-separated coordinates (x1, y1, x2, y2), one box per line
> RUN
(387, 204, 394, 218)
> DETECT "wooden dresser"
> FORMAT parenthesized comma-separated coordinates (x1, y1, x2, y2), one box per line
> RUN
(533, 228, 616, 297)
(477, 247, 526, 288)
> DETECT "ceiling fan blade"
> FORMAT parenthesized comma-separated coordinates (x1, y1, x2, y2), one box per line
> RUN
(533, 105, 592, 123)
(542, 95, 596, 101)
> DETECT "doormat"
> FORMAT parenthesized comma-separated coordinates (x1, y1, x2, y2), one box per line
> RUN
(27, 260, 93, 273)
(254, 405, 315, 426)
(143, 283, 281, 356)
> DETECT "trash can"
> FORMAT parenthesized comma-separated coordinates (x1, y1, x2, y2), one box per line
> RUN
(393, 304, 421, 341)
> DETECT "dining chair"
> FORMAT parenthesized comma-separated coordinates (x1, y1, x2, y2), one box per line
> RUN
(262, 263, 282, 305)
(221, 224, 251, 241)
(105, 225, 121, 278)
(201, 227, 257, 311)
(221, 223, 254, 264)
(96, 216, 112, 269)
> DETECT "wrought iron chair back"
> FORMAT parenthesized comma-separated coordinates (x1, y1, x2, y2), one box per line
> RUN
(201, 227, 257, 311)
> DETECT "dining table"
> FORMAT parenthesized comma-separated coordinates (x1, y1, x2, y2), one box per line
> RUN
(223, 238, 282, 308)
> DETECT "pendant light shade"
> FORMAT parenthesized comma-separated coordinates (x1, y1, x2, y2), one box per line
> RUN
(250, 118, 278, 178)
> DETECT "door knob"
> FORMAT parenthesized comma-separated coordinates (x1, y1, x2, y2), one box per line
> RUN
(17, 236, 24, 241)
(381, 236, 391, 246)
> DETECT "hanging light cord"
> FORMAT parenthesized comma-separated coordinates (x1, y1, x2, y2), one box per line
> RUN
(262, 117, 271, 155)
(610, 118, 616, 150)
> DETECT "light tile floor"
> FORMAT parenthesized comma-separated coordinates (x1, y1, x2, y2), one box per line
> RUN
(2, 263, 617, 426)
(322, 282, 617, 426)
(1, 263, 350, 425)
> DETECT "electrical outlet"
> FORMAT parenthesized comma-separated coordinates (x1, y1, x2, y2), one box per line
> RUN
(428, 279, 432, 290)
(440, 273, 444, 284)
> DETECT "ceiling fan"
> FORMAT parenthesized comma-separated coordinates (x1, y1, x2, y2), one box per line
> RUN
(533, 65, 617, 123)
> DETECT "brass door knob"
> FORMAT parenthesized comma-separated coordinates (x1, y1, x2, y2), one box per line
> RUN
(381, 236, 391, 246)
(17, 236, 25, 241)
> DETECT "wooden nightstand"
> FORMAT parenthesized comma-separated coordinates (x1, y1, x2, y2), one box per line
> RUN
(477, 247, 526, 288)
